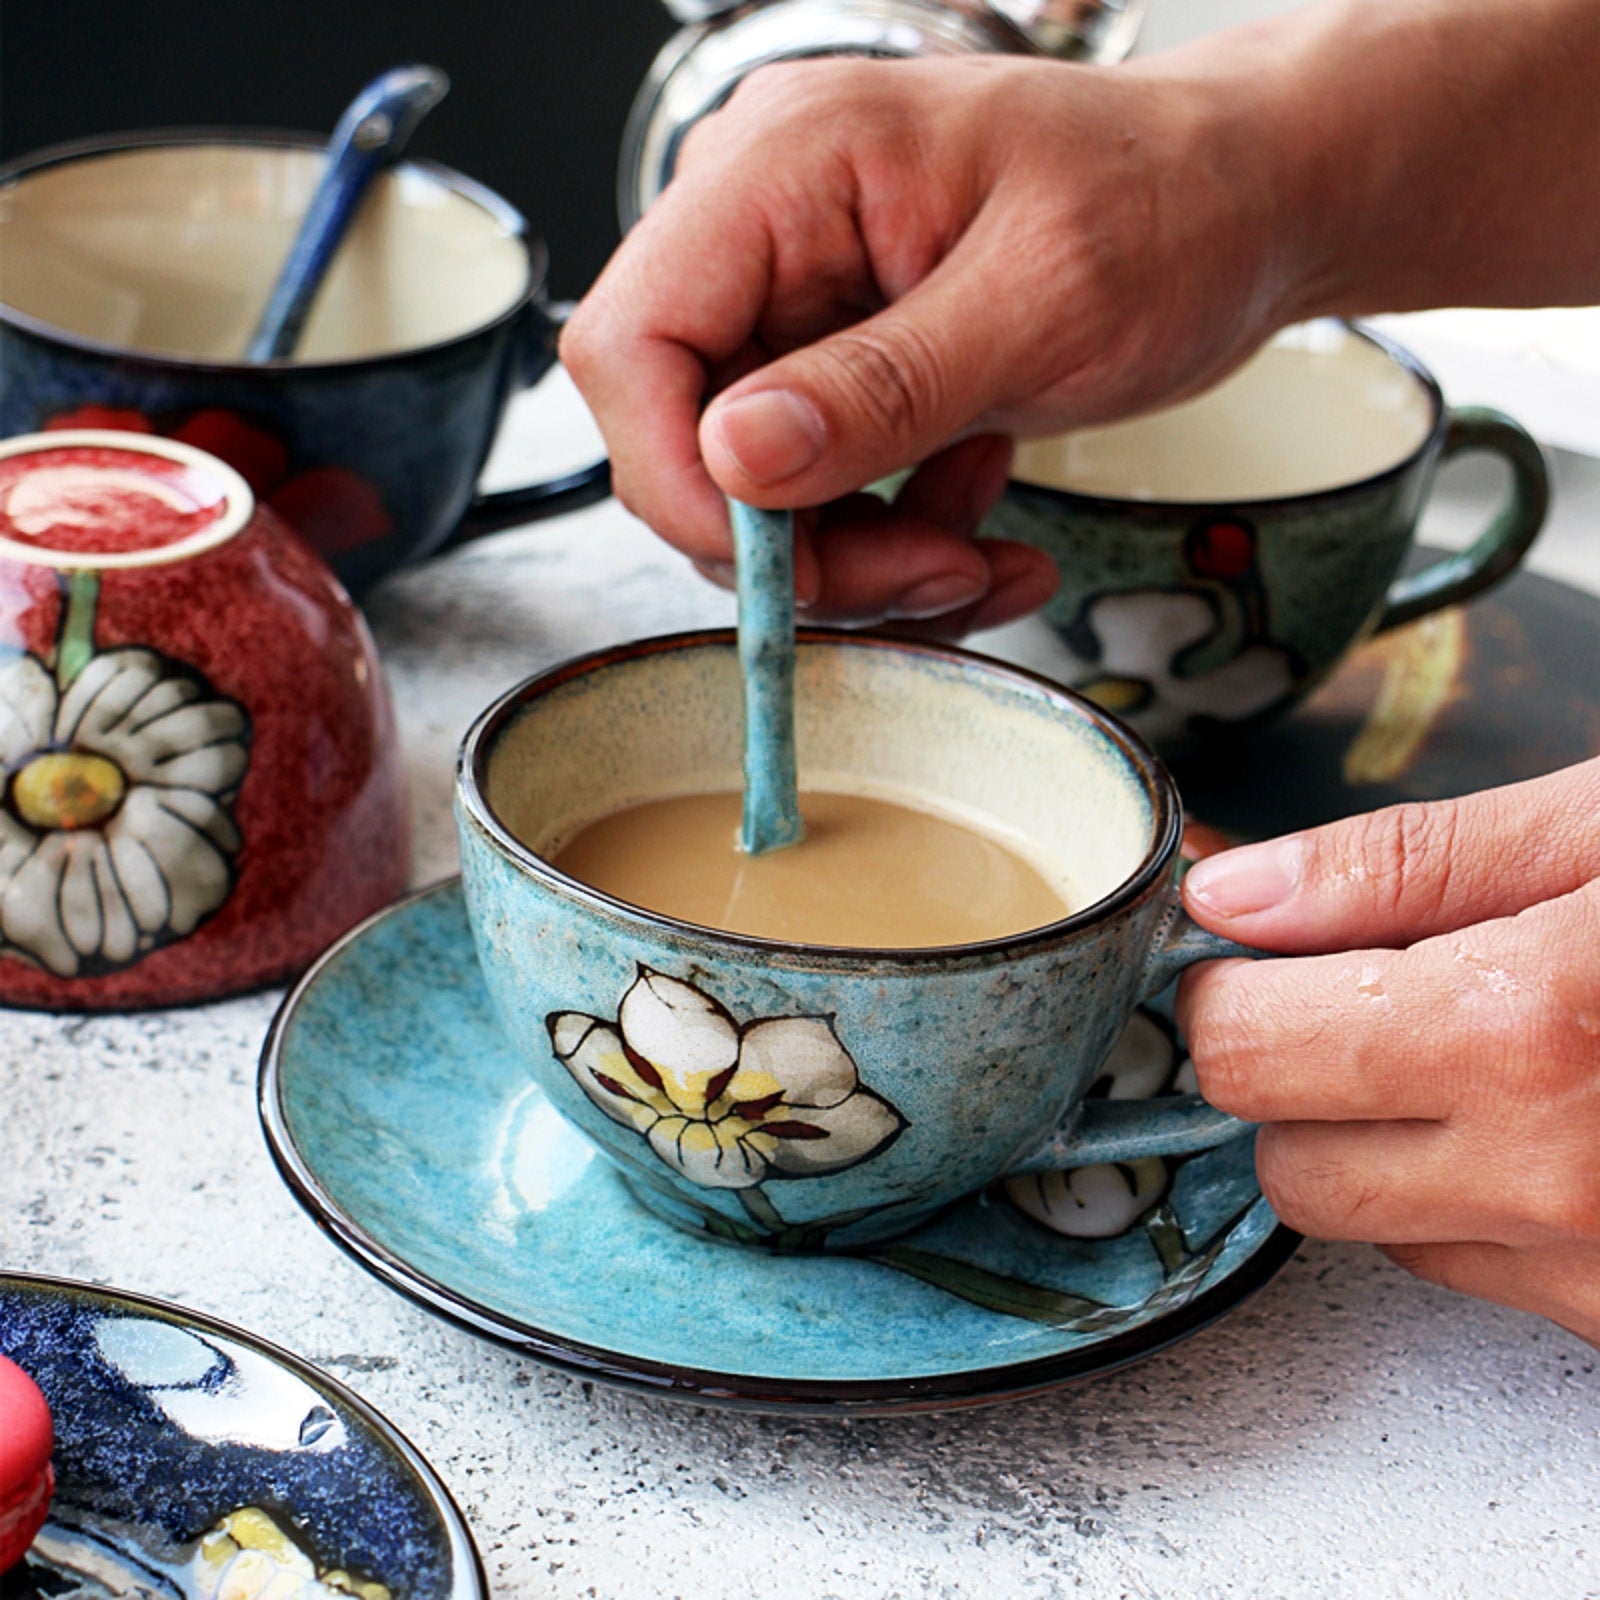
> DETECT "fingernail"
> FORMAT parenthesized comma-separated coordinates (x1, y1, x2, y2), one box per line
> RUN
(1185, 837, 1303, 918)
(888, 573, 989, 621)
(711, 390, 827, 485)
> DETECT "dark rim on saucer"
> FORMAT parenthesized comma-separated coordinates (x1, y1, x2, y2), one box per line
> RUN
(0, 129, 547, 372)
(258, 878, 1303, 1418)
(1006, 320, 1448, 513)
(455, 627, 1184, 968)
(0, 1268, 490, 1597)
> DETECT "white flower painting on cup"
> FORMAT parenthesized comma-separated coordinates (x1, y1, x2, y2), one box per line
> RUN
(548, 967, 906, 1196)
(0, 644, 249, 977)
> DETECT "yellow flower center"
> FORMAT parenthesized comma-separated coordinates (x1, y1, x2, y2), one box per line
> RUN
(11, 750, 127, 830)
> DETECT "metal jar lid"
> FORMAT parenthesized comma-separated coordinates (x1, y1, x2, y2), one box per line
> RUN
(618, 0, 1143, 229)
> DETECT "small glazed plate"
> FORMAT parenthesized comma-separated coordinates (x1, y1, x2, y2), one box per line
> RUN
(260, 881, 1299, 1416)
(0, 1273, 485, 1598)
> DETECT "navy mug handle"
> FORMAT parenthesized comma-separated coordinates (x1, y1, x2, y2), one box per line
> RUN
(1007, 900, 1263, 1174)
(447, 297, 611, 546)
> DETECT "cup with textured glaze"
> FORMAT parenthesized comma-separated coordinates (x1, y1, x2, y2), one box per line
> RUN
(0, 429, 408, 1010)
(0, 132, 609, 597)
(983, 320, 1548, 757)
(454, 628, 1255, 1252)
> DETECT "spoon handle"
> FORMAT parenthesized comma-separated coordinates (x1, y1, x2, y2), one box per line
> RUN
(730, 500, 804, 855)
(246, 64, 450, 362)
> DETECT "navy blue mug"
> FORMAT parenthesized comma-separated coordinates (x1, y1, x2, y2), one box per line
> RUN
(0, 132, 610, 596)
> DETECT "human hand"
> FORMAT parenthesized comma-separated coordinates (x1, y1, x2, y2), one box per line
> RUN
(561, 52, 1296, 630)
(1176, 758, 1600, 1347)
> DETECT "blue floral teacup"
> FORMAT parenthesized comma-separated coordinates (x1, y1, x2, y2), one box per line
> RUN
(455, 630, 1255, 1251)
(983, 320, 1548, 757)
(0, 133, 609, 596)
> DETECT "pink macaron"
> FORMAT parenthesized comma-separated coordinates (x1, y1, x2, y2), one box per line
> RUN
(0, 1352, 54, 1571)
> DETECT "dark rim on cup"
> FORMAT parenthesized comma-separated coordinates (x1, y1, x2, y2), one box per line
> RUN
(456, 627, 1184, 965)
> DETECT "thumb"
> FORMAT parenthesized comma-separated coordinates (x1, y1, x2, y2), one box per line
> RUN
(699, 261, 1026, 507)
(1182, 761, 1600, 954)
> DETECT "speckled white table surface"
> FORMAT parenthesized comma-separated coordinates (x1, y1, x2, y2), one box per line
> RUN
(4, 362, 1599, 1600)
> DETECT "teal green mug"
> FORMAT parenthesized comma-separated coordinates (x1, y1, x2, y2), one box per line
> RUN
(455, 629, 1256, 1252)
(983, 320, 1549, 757)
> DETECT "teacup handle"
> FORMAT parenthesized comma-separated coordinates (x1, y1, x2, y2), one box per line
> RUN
(1006, 905, 1262, 1173)
(448, 298, 611, 544)
(1374, 406, 1549, 633)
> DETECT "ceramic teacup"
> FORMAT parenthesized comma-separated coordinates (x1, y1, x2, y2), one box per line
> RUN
(983, 320, 1549, 756)
(0, 430, 409, 1010)
(454, 629, 1252, 1252)
(0, 133, 610, 596)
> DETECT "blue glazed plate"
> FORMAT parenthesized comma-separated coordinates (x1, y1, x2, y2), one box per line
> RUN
(259, 880, 1299, 1416)
(0, 1274, 485, 1599)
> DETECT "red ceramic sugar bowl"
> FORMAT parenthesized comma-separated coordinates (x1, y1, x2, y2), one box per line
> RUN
(0, 429, 409, 1009)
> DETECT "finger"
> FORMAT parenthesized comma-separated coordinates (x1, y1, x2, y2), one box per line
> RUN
(1182, 758, 1600, 953)
(562, 311, 733, 564)
(699, 231, 1054, 512)
(1254, 1120, 1523, 1246)
(1380, 1240, 1600, 1346)
(559, 174, 793, 565)
(1178, 946, 1462, 1123)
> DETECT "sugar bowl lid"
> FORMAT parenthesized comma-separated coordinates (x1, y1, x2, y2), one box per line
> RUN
(618, 0, 1144, 229)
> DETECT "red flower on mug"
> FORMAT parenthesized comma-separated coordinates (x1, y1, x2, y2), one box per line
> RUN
(43, 405, 394, 557)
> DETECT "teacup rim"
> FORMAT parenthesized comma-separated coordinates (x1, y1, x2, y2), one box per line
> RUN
(455, 627, 1184, 967)
(0, 128, 547, 373)
(1006, 320, 1448, 514)
(0, 427, 256, 569)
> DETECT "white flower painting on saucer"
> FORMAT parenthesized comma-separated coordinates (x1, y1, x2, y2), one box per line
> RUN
(548, 967, 906, 1192)
(0, 645, 250, 977)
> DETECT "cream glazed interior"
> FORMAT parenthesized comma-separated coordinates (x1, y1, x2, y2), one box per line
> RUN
(1012, 321, 1439, 502)
(0, 142, 531, 362)
(481, 637, 1160, 927)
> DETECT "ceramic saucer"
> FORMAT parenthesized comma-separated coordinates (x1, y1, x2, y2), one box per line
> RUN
(0, 1273, 485, 1598)
(259, 881, 1298, 1416)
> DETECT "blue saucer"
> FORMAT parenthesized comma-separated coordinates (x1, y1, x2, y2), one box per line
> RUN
(259, 881, 1297, 1415)
(0, 1273, 485, 1598)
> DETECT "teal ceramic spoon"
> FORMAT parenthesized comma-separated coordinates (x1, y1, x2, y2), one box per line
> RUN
(729, 500, 803, 854)
(247, 64, 450, 362)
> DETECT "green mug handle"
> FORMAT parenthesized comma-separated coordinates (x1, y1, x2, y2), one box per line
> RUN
(1375, 406, 1550, 633)
(1007, 904, 1263, 1173)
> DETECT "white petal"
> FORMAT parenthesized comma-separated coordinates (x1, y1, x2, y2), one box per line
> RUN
(107, 830, 172, 934)
(733, 1016, 861, 1108)
(0, 833, 77, 975)
(108, 787, 232, 936)
(1086, 592, 1216, 676)
(647, 1115, 766, 1189)
(617, 968, 738, 1108)
(1005, 1158, 1168, 1239)
(57, 835, 104, 959)
(54, 647, 165, 746)
(760, 1087, 904, 1178)
(0, 654, 56, 763)
(0, 810, 38, 881)
(1090, 1011, 1178, 1101)
(155, 783, 242, 853)
(548, 1013, 662, 1132)
(118, 701, 250, 792)
(91, 843, 140, 966)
